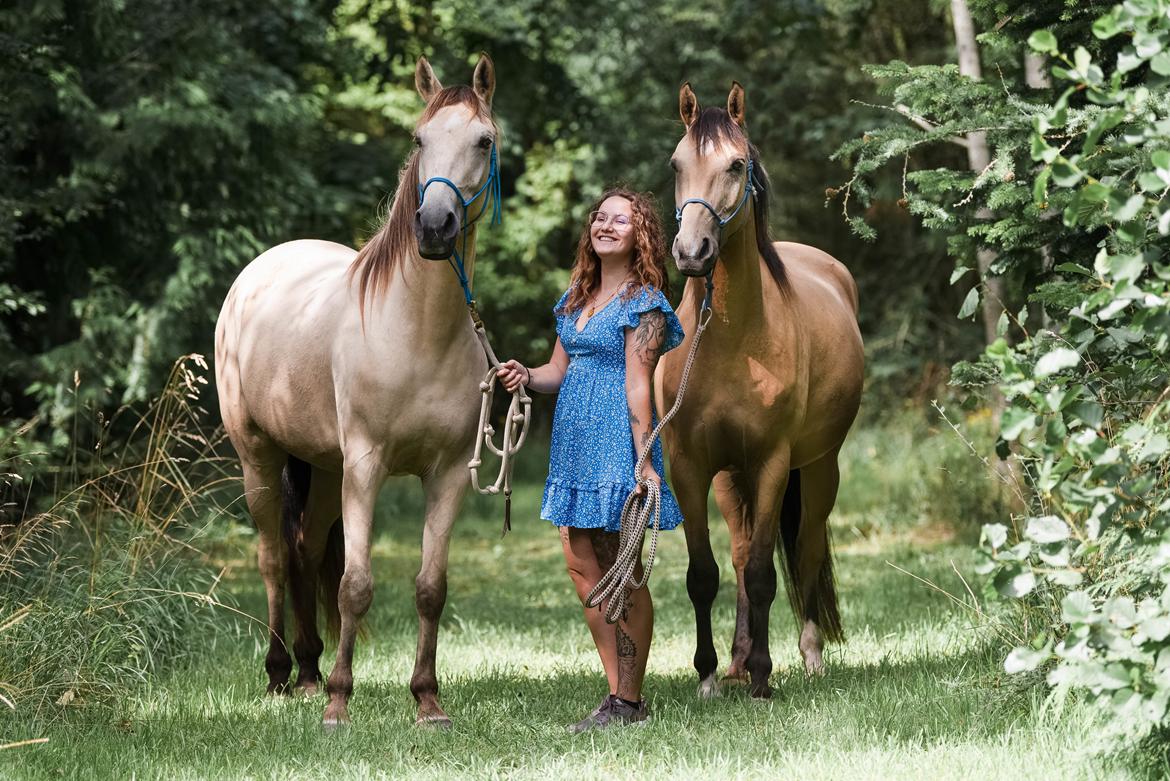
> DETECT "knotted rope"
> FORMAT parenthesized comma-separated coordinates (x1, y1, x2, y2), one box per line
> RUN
(466, 303, 532, 535)
(585, 277, 714, 624)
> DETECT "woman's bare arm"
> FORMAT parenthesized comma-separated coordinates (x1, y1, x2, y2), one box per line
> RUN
(497, 337, 570, 394)
(625, 310, 666, 489)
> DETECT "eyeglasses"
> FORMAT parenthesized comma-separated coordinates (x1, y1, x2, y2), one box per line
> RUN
(589, 211, 632, 230)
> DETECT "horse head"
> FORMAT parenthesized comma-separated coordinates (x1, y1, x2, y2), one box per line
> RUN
(670, 82, 757, 278)
(412, 54, 499, 260)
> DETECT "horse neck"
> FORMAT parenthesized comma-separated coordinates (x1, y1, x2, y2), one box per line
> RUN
(683, 211, 765, 330)
(387, 227, 479, 344)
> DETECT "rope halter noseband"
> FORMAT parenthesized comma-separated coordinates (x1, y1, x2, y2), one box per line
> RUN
(673, 158, 755, 234)
(417, 144, 503, 306)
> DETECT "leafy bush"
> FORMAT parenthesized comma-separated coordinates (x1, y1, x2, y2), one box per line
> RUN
(836, 0, 1170, 756)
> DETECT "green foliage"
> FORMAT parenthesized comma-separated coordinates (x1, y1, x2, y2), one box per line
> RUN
(0, 356, 232, 719)
(973, 0, 1170, 748)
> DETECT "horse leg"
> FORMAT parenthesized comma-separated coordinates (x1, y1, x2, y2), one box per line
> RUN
(793, 449, 844, 675)
(241, 453, 292, 695)
(744, 451, 791, 699)
(713, 470, 751, 682)
(290, 468, 342, 694)
(322, 448, 384, 727)
(675, 465, 718, 698)
(410, 462, 467, 727)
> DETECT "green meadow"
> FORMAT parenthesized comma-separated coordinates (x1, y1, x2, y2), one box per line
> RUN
(3, 421, 1115, 780)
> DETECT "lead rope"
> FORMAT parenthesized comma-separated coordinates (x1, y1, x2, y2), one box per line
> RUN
(466, 302, 532, 535)
(585, 274, 715, 624)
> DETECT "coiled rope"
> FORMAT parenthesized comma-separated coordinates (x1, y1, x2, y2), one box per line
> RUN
(585, 276, 714, 624)
(466, 304, 532, 535)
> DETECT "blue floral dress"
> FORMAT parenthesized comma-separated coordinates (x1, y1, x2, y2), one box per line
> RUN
(540, 284, 687, 532)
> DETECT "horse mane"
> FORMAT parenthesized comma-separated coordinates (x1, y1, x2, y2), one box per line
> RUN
(687, 107, 787, 291)
(349, 86, 495, 316)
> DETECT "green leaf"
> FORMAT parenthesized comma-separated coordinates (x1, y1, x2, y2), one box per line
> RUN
(1118, 46, 1144, 74)
(1026, 515, 1071, 543)
(958, 286, 980, 320)
(1092, 11, 1121, 39)
(1035, 347, 1081, 377)
(1005, 645, 1050, 674)
(982, 523, 1009, 549)
(1028, 30, 1059, 54)
(1153, 52, 1170, 76)
(950, 266, 973, 285)
(1001, 407, 1037, 441)
(1062, 591, 1095, 624)
(1052, 159, 1084, 187)
(1112, 194, 1146, 223)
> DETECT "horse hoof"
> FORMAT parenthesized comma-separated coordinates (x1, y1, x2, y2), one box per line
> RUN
(803, 657, 826, 677)
(749, 684, 773, 700)
(295, 681, 320, 697)
(416, 714, 453, 730)
(322, 702, 350, 730)
(697, 675, 720, 699)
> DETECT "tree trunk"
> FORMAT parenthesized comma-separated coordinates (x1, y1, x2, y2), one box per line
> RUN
(950, 0, 1005, 348)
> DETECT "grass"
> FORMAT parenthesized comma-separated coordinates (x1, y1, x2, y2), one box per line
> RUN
(1, 440, 1117, 779)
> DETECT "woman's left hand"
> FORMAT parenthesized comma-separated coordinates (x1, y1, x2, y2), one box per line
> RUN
(635, 464, 662, 496)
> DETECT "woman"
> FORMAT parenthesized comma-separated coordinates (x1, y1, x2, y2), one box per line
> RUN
(497, 188, 685, 733)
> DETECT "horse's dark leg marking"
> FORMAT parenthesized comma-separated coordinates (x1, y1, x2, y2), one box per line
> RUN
(743, 458, 789, 699)
(676, 477, 718, 692)
(714, 470, 751, 681)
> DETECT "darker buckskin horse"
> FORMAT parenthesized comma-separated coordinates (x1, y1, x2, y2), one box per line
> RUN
(657, 82, 864, 699)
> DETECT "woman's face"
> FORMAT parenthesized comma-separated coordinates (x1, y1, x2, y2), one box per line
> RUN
(589, 196, 635, 261)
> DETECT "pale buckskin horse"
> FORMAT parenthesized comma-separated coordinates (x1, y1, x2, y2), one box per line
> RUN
(215, 55, 501, 727)
(656, 82, 864, 699)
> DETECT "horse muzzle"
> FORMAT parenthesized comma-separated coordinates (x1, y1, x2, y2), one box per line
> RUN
(673, 234, 716, 277)
(413, 207, 461, 260)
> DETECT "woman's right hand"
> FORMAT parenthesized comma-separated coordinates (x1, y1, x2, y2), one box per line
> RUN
(496, 359, 529, 393)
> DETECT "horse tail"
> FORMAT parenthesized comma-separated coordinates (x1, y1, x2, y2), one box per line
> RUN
(777, 469, 844, 644)
(319, 517, 345, 639)
(281, 456, 345, 640)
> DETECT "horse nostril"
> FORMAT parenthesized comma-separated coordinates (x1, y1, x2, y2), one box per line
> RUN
(699, 236, 711, 261)
(413, 210, 424, 233)
(442, 210, 457, 235)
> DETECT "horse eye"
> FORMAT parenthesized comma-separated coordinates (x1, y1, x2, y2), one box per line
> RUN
(412, 135, 422, 147)
(478, 136, 493, 150)
(729, 159, 745, 173)
(669, 159, 679, 172)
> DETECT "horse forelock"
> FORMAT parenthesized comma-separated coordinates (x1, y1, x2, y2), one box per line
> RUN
(350, 86, 496, 317)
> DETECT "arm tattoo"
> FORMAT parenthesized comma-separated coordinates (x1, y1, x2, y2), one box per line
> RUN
(628, 408, 641, 427)
(633, 310, 666, 370)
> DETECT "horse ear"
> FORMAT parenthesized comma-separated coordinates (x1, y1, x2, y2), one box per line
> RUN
(472, 53, 495, 108)
(679, 82, 700, 128)
(415, 56, 442, 102)
(727, 81, 746, 127)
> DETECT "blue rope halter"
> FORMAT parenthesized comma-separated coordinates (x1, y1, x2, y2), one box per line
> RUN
(416, 144, 503, 306)
(674, 158, 755, 230)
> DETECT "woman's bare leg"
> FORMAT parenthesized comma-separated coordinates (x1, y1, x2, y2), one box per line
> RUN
(561, 527, 618, 693)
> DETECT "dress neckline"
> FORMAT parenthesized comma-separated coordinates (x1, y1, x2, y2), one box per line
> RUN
(573, 282, 632, 334)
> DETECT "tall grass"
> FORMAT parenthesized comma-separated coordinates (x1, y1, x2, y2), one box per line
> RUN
(0, 355, 235, 723)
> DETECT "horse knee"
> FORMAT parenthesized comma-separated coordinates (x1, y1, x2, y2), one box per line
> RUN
(415, 572, 447, 621)
(744, 557, 776, 606)
(686, 559, 719, 607)
(339, 568, 373, 618)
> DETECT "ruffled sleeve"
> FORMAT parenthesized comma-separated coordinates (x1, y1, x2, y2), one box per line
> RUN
(618, 286, 685, 354)
(552, 288, 573, 322)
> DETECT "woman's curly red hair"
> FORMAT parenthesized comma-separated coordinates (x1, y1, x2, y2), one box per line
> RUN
(560, 188, 670, 314)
